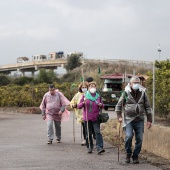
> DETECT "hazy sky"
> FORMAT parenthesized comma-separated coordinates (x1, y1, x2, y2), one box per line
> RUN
(0, 0, 170, 65)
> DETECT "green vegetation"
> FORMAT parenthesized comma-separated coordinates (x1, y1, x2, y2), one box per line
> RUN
(146, 59, 170, 118)
(0, 59, 169, 118)
(0, 74, 12, 86)
(65, 54, 82, 70)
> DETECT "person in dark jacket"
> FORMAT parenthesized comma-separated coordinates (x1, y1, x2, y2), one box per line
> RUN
(115, 76, 152, 164)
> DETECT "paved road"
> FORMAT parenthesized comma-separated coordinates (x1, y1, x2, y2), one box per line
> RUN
(0, 110, 162, 170)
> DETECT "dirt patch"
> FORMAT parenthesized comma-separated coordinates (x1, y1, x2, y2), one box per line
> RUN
(154, 116, 170, 127)
(141, 151, 170, 170)
(0, 107, 41, 114)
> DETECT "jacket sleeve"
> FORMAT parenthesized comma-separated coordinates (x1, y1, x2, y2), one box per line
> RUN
(58, 92, 70, 112)
(39, 94, 47, 116)
(144, 92, 152, 122)
(99, 96, 104, 109)
(115, 93, 124, 119)
(78, 95, 85, 109)
(70, 94, 77, 108)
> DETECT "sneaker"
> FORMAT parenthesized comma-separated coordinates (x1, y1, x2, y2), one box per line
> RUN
(81, 140, 86, 146)
(56, 139, 61, 143)
(87, 148, 92, 153)
(47, 140, 52, 144)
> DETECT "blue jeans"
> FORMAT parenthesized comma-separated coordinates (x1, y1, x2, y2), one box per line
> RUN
(84, 121, 103, 151)
(124, 120, 144, 156)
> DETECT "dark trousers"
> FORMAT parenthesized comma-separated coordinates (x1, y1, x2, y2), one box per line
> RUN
(84, 120, 103, 151)
(81, 122, 86, 140)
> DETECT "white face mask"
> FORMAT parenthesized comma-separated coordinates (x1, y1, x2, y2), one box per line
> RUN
(81, 88, 87, 93)
(89, 88, 96, 93)
(132, 84, 139, 90)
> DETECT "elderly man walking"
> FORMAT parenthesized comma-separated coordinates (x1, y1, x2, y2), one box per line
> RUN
(115, 76, 152, 164)
(40, 84, 70, 144)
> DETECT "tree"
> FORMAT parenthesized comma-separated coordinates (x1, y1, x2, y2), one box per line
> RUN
(65, 54, 82, 70)
(12, 77, 34, 85)
(35, 69, 57, 84)
(36, 69, 48, 83)
(0, 74, 12, 86)
(146, 59, 170, 118)
(46, 69, 58, 83)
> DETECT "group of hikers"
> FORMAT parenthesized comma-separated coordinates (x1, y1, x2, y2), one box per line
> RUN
(40, 76, 152, 164)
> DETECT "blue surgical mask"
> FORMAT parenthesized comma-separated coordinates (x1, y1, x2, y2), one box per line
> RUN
(132, 84, 139, 90)
(81, 88, 87, 93)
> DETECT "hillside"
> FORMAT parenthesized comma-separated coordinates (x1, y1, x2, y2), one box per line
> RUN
(60, 60, 152, 86)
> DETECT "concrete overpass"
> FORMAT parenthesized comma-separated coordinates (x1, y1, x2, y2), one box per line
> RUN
(0, 59, 67, 76)
(0, 58, 153, 77)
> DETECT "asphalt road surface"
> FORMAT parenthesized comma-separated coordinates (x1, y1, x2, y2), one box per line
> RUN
(0, 110, 162, 170)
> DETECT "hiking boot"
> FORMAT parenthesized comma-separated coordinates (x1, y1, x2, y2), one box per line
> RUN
(97, 148, 105, 154)
(56, 139, 61, 143)
(87, 148, 93, 153)
(81, 140, 86, 146)
(125, 154, 131, 163)
(47, 140, 52, 144)
(132, 155, 139, 164)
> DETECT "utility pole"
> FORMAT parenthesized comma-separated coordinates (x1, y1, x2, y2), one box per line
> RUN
(152, 61, 155, 124)
(157, 44, 161, 61)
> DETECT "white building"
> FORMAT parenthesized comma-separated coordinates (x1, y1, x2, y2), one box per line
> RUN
(32, 55, 47, 61)
(17, 57, 29, 63)
(48, 51, 64, 60)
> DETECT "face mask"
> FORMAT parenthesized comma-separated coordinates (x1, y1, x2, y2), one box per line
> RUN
(81, 88, 87, 93)
(89, 88, 96, 93)
(132, 84, 139, 90)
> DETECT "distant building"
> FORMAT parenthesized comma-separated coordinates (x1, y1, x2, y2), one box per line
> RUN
(17, 57, 29, 63)
(32, 55, 47, 61)
(67, 52, 83, 59)
(48, 51, 64, 60)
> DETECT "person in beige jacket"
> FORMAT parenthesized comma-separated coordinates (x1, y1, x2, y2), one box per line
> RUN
(70, 82, 88, 145)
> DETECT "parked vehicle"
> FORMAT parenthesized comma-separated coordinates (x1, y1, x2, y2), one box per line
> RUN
(100, 73, 145, 110)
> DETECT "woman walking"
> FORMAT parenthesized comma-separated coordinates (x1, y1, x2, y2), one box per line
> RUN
(78, 81, 105, 154)
(70, 82, 88, 145)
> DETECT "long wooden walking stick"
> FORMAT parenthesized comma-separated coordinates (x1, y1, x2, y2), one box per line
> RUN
(73, 112, 75, 143)
(81, 68, 90, 149)
(118, 121, 121, 162)
(81, 123, 83, 140)
(73, 100, 76, 143)
(85, 100, 90, 149)
(117, 84, 125, 162)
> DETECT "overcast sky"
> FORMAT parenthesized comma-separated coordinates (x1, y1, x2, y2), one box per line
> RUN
(0, 0, 170, 65)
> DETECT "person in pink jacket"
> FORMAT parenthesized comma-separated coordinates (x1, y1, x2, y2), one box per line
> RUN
(78, 81, 105, 154)
(40, 84, 70, 144)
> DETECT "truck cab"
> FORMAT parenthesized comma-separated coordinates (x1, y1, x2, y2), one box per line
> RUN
(100, 73, 145, 110)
